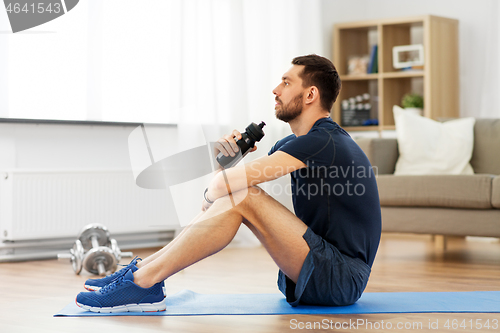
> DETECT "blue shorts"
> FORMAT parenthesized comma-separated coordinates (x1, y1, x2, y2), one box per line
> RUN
(278, 228, 371, 307)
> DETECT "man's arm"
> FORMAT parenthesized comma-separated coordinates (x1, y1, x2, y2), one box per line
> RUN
(205, 151, 306, 203)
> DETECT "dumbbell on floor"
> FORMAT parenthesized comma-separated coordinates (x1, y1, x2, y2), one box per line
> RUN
(58, 238, 84, 274)
(58, 223, 133, 275)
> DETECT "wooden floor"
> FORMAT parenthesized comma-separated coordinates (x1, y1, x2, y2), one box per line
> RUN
(1, 233, 499, 333)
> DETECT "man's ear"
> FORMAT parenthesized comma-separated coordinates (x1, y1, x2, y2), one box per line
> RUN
(304, 86, 319, 105)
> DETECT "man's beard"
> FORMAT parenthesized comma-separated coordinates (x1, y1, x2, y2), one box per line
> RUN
(275, 93, 303, 123)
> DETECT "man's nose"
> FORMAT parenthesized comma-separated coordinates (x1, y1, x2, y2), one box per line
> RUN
(272, 86, 280, 96)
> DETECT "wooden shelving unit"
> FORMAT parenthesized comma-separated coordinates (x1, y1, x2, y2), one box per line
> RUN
(332, 15, 459, 132)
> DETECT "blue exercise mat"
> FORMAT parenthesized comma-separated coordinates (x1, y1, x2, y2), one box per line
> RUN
(54, 290, 500, 317)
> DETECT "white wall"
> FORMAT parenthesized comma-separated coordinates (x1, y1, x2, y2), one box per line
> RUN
(321, 0, 500, 119)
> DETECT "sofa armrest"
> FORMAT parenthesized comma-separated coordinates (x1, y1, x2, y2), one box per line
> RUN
(355, 138, 399, 175)
(493, 176, 500, 209)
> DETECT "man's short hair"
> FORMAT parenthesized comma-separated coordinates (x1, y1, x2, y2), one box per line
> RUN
(291, 54, 341, 112)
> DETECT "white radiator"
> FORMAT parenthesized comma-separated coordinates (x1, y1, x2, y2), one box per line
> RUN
(0, 170, 176, 242)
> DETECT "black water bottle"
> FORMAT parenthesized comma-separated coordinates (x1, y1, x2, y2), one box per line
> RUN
(216, 121, 266, 169)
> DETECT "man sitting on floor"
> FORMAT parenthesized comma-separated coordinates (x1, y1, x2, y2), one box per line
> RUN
(76, 54, 382, 312)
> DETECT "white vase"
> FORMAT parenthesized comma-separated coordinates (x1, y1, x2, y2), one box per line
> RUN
(404, 107, 423, 116)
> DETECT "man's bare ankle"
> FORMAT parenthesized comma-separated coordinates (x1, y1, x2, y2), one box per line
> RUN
(133, 271, 155, 289)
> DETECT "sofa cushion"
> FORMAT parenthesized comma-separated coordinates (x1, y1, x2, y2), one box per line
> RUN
(470, 119, 500, 175)
(355, 138, 398, 175)
(493, 176, 500, 209)
(377, 174, 493, 209)
(393, 106, 475, 175)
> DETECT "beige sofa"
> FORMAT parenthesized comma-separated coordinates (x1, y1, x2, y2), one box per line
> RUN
(356, 119, 500, 238)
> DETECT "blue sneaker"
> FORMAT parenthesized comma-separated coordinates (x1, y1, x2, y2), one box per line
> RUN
(84, 257, 141, 291)
(76, 269, 166, 313)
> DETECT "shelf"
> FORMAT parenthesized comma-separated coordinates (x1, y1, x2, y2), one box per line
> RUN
(342, 125, 380, 132)
(381, 125, 396, 131)
(341, 71, 424, 81)
(341, 74, 379, 81)
(333, 15, 459, 131)
(334, 15, 433, 29)
(381, 71, 424, 78)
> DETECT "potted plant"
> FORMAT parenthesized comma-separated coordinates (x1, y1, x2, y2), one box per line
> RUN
(401, 93, 424, 116)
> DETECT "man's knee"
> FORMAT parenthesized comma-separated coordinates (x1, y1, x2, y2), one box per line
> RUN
(239, 185, 266, 202)
(234, 186, 274, 215)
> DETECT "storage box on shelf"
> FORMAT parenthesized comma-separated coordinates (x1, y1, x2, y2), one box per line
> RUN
(332, 15, 459, 132)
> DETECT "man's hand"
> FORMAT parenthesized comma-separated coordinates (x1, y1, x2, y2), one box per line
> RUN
(213, 130, 257, 162)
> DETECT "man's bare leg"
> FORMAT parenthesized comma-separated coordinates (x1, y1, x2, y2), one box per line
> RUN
(133, 186, 309, 288)
(136, 211, 205, 268)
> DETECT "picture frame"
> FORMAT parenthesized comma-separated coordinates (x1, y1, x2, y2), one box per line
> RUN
(347, 55, 370, 75)
(392, 44, 424, 69)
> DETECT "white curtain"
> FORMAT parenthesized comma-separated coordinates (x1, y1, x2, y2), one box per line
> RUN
(1, 0, 324, 149)
(98, 0, 324, 149)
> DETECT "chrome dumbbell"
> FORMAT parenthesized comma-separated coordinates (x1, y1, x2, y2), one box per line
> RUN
(58, 223, 133, 275)
(57, 238, 85, 274)
(79, 224, 116, 275)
